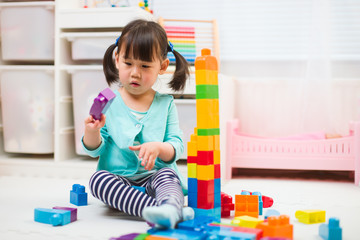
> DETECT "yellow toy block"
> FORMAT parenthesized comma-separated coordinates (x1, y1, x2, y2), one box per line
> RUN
(213, 150, 220, 164)
(187, 141, 197, 157)
(195, 69, 218, 85)
(231, 215, 264, 228)
(197, 164, 214, 180)
(197, 113, 219, 129)
(214, 135, 220, 150)
(196, 99, 219, 116)
(197, 135, 214, 151)
(188, 163, 197, 178)
(295, 210, 326, 224)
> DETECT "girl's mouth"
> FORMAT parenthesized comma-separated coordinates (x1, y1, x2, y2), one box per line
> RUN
(130, 82, 140, 87)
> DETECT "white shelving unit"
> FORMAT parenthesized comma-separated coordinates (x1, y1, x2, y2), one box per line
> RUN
(0, 0, 156, 177)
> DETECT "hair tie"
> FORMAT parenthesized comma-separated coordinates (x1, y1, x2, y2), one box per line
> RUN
(168, 41, 174, 52)
(115, 36, 120, 46)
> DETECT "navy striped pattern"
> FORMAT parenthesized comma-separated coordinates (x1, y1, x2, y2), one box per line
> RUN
(89, 168, 184, 217)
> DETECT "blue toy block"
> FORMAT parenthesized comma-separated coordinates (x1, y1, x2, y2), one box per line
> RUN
(188, 178, 198, 193)
(70, 184, 88, 206)
(252, 192, 263, 215)
(207, 229, 256, 240)
(53, 206, 77, 222)
(319, 217, 342, 240)
(193, 207, 221, 222)
(214, 178, 221, 194)
(147, 228, 205, 240)
(132, 186, 146, 193)
(34, 208, 71, 226)
(214, 191, 221, 208)
(177, 215, 217, 231)
(264, 209, 281, 220)
(188, 191, 198, 208)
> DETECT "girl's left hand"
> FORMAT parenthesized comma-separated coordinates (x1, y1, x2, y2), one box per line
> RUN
(129, 142, 161, 170)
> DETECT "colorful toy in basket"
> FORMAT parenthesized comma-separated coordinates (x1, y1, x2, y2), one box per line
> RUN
(89, 88, 116, 120)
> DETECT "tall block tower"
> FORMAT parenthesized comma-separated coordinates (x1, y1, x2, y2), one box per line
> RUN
(187, 48, 221, 220)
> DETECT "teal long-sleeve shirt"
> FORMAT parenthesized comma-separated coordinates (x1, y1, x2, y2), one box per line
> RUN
(82, 90, 187, 194)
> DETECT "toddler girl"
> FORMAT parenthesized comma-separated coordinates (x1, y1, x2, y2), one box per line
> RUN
(82, 19, 193, 229)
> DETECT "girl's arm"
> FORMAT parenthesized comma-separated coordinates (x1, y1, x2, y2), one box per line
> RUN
(83, 114, 106, 150)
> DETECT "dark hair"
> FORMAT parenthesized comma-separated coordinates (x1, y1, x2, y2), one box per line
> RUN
(103, 19, 190, 91)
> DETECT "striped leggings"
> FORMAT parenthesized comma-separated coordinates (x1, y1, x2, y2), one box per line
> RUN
(89, 168, 184, 217)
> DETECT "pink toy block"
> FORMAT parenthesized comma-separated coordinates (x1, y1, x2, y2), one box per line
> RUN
(89, 88, 116, 120)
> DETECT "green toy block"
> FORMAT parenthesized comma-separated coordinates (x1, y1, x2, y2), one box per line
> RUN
(197, 128, 220, 136)
(196, 85, 219, 99)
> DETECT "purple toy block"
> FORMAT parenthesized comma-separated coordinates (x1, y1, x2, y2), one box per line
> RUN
(89, 88, 116, 120)
(53, 206, 77, 222)
(109, 233, 140, 240)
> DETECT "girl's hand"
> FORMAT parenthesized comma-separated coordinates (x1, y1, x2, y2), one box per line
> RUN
(129, 142, 161, 171)
(84, 114, 106, 132)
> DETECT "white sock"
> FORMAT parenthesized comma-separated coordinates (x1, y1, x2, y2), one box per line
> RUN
(142, 205, 194, 229)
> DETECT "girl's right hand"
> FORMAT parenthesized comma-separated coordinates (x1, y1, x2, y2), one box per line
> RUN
(84, 114, 106, 132)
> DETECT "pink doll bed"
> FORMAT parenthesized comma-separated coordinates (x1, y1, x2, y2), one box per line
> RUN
(225, 119, 360, 185)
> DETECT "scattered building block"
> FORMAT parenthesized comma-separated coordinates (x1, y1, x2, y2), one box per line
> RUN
(264, 209, 280, 220)
(109, 233, 140, 240)
(221, 192, 235, 217)
(319, 217, 342, 240)
(132, 186, 146, 193)
(70, 184, 88, 206)
(235, 194, 259, 217)
(34, 208, 71, 226)
(295, 210, 326, 224)
(147, 228, 205, 240)
(89, 87, 116, 120)
(231, 216, 264, 228)
(177, 216, 217, 231)
(53, 206, 77, 222)
(256, 215, 293, 239)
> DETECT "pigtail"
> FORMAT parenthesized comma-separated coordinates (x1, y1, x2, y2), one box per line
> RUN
(168, 49, 190, 92)
(103, 44, 119, 86)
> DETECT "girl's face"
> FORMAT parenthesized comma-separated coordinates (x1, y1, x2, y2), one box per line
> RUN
(115, 47, 169, 97)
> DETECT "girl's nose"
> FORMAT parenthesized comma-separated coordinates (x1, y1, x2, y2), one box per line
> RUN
(130, 66, 141, 78)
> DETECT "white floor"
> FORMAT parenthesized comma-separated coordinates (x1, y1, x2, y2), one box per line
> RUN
(1, 168, 360, 240)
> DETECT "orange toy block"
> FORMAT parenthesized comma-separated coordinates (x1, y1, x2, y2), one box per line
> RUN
(213, 150, 220, 164)
(195, 69, 218, 85)
(197, 164, 214, 180)
(195, 48, 218, 71)
(235, 194, 259, 218)
(214, 135, 220, 151)
(197, 113, 219, 129)
(197, 135, 214, 151)
(256, 215, 293, 240)
(187, 141, 197, 157)
(196, 99, 219, 115)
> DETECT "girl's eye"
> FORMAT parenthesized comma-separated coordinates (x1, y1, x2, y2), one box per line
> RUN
(142, 65, 150, 68)
(125, 62, 131, 66)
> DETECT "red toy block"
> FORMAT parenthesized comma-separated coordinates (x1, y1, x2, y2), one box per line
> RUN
(197, 151, 214, 165)
(235, 195, 259, 218)
(221, 192, 235, 217)
(262, 195, 274, 208)
(197, 193, 214, 209)
(198, 180, 214, 194)
(214, 164, 221, 178)
(256, 215, 293, 240)
(187, 156, 197, 164)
